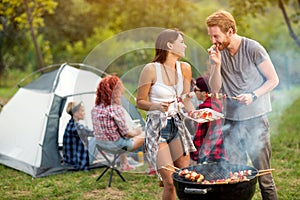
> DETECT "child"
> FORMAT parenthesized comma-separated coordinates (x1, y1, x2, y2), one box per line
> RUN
(63, 102, 91, 171)
(190, 76, 228, 164)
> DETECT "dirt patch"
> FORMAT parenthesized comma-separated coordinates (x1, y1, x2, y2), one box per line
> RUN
(83, 188, 125, 200)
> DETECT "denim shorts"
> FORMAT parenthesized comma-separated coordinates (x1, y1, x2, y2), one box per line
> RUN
(159, 118, 179, 144)
(94, 137, 134, 152)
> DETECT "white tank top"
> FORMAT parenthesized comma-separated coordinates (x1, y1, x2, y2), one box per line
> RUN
(149, 61, 183, 114)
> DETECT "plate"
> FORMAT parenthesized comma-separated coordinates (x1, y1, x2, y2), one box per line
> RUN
(184, 108, 224, 123)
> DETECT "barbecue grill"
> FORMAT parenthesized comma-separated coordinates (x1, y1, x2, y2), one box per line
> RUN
(172, 163, 258, 200)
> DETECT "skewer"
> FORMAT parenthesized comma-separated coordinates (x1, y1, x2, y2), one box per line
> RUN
(207, 93, 240, 100)
(167, 100, 175, 104)
(161, 166, 176, 173)
(258, 168, 275, 173)
(256, 171, 272, 177)
(181, 92, 195, 99)
(167, 164, 180, 171)
(166, 92, 194, 104)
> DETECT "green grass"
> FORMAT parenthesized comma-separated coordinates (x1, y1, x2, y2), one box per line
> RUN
(0, 166, 163, 200)
(268, 95, 300, 200)
(0, 87, 300, 199)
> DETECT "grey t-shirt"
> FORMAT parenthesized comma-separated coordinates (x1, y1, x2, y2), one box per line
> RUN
(220, 37, 272, 120)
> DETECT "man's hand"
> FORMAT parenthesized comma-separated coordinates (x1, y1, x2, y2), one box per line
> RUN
(208, 44, 221, 66)
(235, 93, 254, 105)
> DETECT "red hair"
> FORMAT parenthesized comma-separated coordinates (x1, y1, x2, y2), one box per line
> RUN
(205, 10, 237, 34)
(95, 75, 123, 106)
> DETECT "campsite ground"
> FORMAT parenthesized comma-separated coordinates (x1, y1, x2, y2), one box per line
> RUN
(0, 88, 300, 199)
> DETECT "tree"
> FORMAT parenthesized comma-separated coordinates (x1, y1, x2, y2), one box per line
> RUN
(43, 0, 99, 63)
(0, 0, 57, 69)
(86, 0, 201, 32)
(229, 0, 300, 48)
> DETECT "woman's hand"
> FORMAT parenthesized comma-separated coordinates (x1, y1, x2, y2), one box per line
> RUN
(160, 102, 172, 112)
(148, 101, 172, 112)
(134, 125, 142, 136)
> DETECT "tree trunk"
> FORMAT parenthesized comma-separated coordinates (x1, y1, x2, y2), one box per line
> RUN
(23, 0, 44, 69)
(278, 0, 300, 48)
(0, 55, 5, 81)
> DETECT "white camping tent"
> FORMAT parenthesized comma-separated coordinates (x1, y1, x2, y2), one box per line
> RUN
(0, 63, 144, 177)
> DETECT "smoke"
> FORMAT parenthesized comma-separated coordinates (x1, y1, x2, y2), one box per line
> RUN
(221, 118, 266, 166)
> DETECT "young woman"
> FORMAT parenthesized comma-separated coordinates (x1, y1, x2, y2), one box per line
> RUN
(136, 29, 196, 200)
(91, 75, 145, 171)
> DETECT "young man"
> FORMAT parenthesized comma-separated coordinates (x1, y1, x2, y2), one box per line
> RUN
(206, 10, 279, 200)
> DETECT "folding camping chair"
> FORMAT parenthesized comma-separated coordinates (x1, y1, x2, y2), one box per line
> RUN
(95, 144, 126, 187)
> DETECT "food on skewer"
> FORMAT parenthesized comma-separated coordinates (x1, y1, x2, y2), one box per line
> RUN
(206, 92, 225, 99)
(176, 92, 196, 110)
(202, 180, 214, 185)
(189, 171, 204, 182)
(174, 166, 258, 185)
(178, 168, 204, 183)
(182, 91, 195, 99)
(176, 92, 195, 103)
(178, 168, 189, 176)
(200, 169, 253, 185)
(206, 92, 240, 100)
(164, 166, 204, 182)
(227, 170, 251, 183)
(185, 168, 271, 185)
(202, 179, 229, 185)
(196, 174, 205, 183)
(215, 179, 229, 184)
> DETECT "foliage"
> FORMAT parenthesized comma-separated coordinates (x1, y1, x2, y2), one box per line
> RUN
(1, 0, 300, 87)
(1, 0, 57, 30)
(228, 0, 300, 47)
(0, 0, 57, 74)
(64, 0, 204, 73)
(43, 0, 97, 62)
(65, 27, 117, 63)
(85, 0, 201, 31)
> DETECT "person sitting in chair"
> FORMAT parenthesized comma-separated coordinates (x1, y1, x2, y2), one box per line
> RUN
(91, 75, 145, 171)
(63, 101, 92, 171)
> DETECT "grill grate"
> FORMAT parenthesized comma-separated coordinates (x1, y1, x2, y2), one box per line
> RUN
(192, 163, 231, 180)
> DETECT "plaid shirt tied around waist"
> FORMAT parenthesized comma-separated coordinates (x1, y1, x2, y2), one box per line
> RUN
(145, 111, 196, 174)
